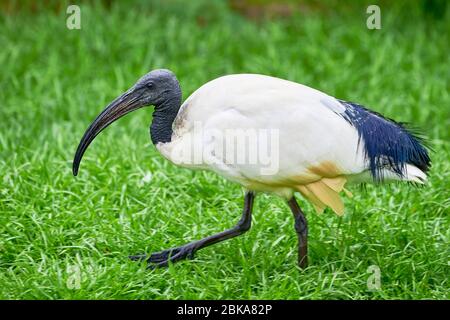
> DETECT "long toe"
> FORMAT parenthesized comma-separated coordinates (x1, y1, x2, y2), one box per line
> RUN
(128, 254, 148, 261)
(147, 247, 181, 263)
(147, 260, 170, 269)
(146, 244, 197, 268)
(129, 247, 182, 264)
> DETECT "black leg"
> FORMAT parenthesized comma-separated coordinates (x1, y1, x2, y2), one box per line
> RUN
(130, 191, 255, 268)
(287, 196, 308, 268)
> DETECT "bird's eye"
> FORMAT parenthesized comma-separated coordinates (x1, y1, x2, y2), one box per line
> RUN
(146, 83, 154, 89)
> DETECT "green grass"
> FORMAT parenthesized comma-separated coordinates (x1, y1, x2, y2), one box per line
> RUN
(0, 0, 449, 299)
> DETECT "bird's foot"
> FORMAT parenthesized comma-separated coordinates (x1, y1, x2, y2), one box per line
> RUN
(129, 243, 197, 269)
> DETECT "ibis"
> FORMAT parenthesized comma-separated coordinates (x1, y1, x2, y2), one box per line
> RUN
(73, 69, 430, 269)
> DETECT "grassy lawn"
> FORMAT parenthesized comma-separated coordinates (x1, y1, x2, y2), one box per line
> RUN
(0, 0, 448, 299)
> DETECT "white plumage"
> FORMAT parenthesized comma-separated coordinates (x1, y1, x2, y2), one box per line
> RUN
(157, 74, 427, 215)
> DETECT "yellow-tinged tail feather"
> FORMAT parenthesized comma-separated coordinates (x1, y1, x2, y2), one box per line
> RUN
(296, 176, 349, 216)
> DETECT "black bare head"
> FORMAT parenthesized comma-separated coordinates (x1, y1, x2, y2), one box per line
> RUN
(72, 69, 182, 176)
(134, 69, 181, 107)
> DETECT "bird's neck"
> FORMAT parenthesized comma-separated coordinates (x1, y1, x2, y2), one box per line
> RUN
(150, 94, 182, 145)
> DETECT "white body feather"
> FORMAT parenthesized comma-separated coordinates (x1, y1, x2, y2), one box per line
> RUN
(156, 74, 426, 215)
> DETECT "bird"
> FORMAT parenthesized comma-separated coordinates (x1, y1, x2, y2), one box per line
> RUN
(73, 69, 430, 269)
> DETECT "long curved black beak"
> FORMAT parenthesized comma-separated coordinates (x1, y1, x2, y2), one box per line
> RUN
(73, 89, 144, 176)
